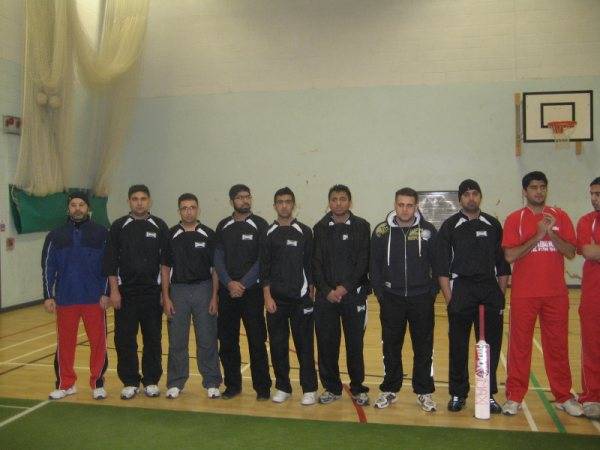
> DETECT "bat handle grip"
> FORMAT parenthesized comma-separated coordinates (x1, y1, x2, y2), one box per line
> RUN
(479, 304, 485, 341)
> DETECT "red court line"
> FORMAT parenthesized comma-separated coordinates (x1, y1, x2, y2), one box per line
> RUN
(242, 332, 368, 424)
(0, 320, 56, 339)
(342, 384, 368, 424)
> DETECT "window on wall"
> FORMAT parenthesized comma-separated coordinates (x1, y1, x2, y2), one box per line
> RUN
(74, 0, 104, 87)
(75, 0, 103, 48)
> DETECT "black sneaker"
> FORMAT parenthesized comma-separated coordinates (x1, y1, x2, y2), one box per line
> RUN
(221, 388, 240, 400)
(256, 391, 270, 401)
(490, 396, 502, 414)
(447, 396, 466, 412)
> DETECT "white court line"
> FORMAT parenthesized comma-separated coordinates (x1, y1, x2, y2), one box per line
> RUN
(532, 337, 578, 397)
(0, 331, 59, 352)
(0, 404, 28, 409)
(500, 351, 538, 431)
(0, 400, 49, 429)
(532, 336, 544, 355)
(531, 337, 600, 435)
(0, 324, 114, 365)
(0, 361, 118, 372)
(3, 358, 575, 431)
(0, 362, 555, 393)
(0, 361, 238, 378)
(0, 312, 115, 352)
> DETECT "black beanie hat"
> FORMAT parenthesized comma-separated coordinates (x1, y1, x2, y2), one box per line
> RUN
(68, 191, 90, 206)
(458, 179, 481, 198)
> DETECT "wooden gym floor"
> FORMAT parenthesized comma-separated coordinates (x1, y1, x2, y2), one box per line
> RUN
(0, 289, 598, 436)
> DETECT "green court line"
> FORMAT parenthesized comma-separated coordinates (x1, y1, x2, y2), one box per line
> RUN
(530, 372, 566, 433)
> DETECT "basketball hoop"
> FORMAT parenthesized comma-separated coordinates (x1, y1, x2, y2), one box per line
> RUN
(547, 120, 576, 149)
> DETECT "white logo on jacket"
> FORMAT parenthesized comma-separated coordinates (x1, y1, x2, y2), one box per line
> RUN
(146, 232, 157, 238)
(194, 241, 206, 248)
(532, 240, 557, 253)
(286, 240, 298, 246)
(476, 231, 487, 237)
(242, 234, 253, 240)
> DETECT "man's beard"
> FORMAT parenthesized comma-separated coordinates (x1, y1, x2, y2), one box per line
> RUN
(462, 203, 479, 213)
(234, 205, 251, 214)
(70, 213, 87, 222)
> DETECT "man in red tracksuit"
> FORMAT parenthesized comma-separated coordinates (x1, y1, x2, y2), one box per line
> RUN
(42, 192, 109, 400)
(501, 171, 582, 417)
(577, 176, 600, 420)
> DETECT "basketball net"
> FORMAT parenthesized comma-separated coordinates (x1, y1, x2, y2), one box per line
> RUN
(548, 120, 576, 150)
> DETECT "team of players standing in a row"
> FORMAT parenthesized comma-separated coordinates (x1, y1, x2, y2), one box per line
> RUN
(41, 171, 600, 420)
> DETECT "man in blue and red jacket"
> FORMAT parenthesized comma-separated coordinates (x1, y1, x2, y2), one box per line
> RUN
(42, 192, 110, 400)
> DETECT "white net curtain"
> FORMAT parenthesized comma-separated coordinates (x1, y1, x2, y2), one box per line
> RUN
(14, 0, 149, 197)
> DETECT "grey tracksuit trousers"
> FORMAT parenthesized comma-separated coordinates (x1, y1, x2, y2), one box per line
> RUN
(167, 281, 222, 389)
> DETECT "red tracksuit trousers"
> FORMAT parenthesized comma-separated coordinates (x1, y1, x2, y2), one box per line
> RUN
(580, 294, 600, 403)
(506, 295, 573, 403)
(55, 304, 107, 390)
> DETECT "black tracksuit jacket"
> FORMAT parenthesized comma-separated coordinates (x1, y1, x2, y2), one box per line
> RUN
(260, 219, 313, 300)
(433, 211, 511, 281)
(214, 214, 268, 286)
(370, 211, 437, 299)
(103, 214, 169, 295)
(312, 212, 370, 297)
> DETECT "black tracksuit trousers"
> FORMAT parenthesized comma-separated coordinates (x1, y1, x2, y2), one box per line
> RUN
(447, 277, 504, 398)
(266, 295, 318, 394)
(314, 291, 369, 396)
(114, 290, 163, 387)
(217, 286, 272, 394)
(379, 291, 435, 394)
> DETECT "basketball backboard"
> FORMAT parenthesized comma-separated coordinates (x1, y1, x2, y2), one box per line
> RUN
(522, 90, 593, 142)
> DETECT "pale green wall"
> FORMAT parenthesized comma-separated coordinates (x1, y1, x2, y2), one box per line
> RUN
(109, 76, 600, 284)
(0, 59, 47, 308)
(2, 0, 599, 308)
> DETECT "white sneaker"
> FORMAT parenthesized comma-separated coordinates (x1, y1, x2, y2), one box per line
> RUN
(92, 387, 107, 400)
(120, 386, 139, 400)
(49, 386, 77, 400)
(301, 391, 317, 406)
(166, 387, 180, 399)
(351, 392, 370, 406)
(272, 389, 291, 403)
(502, 400, 521, 416)
(207, 388, 221, 399)
(373, 392, 397, 409)
(417, 393, 437, 412)
(583, 402, 600, 420)
(144, 384, 160, 398)
(319, 390, 342, 404)
(555, 398, 584, 417)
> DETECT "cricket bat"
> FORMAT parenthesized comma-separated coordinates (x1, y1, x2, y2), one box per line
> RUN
(474, 304, 491, 419)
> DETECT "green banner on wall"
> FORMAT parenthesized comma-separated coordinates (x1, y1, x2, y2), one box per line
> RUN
(9, 186, 110, 234)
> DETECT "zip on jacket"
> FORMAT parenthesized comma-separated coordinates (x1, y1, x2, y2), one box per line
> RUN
(371, 210, 437, 299)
